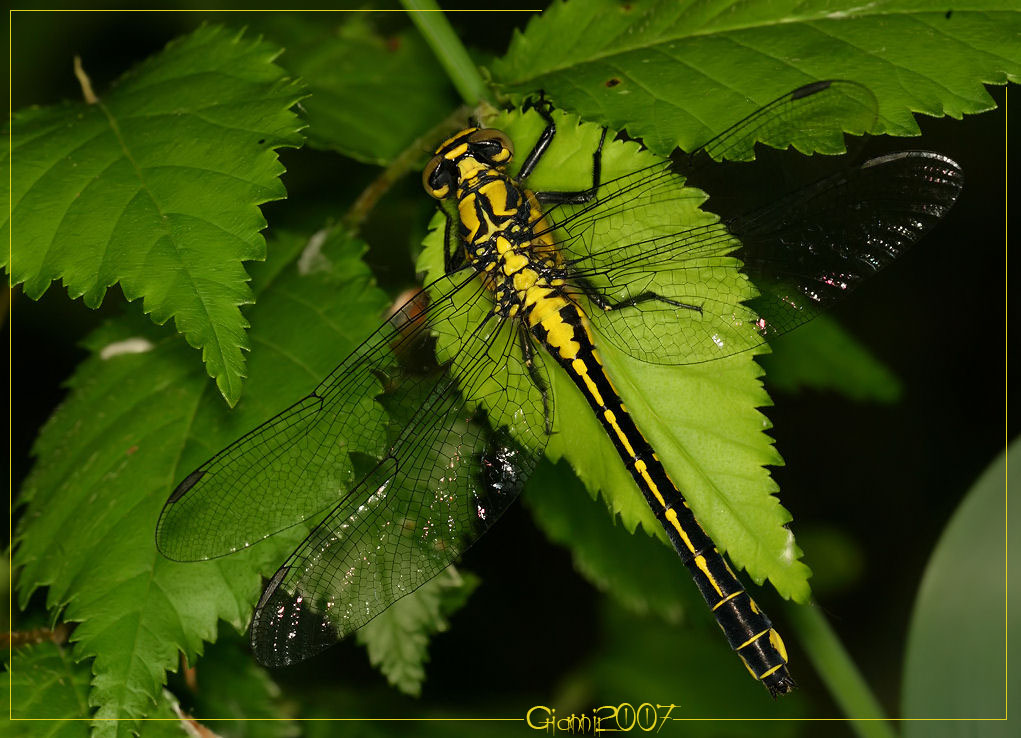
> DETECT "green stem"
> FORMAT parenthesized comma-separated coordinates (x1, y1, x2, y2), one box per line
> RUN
(402, 0, 489, 106)
(783, 600, 898, 738)
(342, 105, 472, 231)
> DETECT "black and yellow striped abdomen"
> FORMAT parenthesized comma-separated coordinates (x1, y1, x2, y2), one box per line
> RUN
(426, 120, 796, 696)
(528, 298, 796, 697)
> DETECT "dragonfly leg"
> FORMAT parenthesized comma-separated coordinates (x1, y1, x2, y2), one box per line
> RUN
(519, 95, 606, 204)
(534, 126, 607, 205)
(443, 209, 465, 274)
(518, 325, 553, 435)
(575, 276, 703, 315)
(603, 290, 703, 314)
(518, 92, 556, 180)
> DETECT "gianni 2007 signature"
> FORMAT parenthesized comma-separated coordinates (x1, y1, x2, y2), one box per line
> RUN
(525, 703, 677, 734)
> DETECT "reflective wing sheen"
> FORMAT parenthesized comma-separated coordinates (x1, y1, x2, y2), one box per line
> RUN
(535, 83, 962, 364)
(157, 269, 551, 665)
(731, 150, 963, 337)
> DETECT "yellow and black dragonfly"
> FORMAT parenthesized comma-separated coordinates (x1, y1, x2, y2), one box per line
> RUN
(156, 81, 963, 696)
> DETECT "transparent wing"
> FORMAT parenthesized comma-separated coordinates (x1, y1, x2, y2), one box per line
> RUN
(156, 267, 549, 556)
(532, 79, 880, 271)
(156, 273, 465, 561)
(525, 83, 961, 364)
(555, 151, 962, 365)
(248, 302, 550, 666)
(692, 79, 878, 162)
(157, 266, 552, 667)
(732, 150, 964, 338)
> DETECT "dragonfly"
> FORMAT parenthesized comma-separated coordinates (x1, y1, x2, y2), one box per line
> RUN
(156, 80, 963, 696)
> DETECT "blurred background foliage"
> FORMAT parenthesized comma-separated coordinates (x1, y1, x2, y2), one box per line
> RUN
(5, 2, 1013, 737)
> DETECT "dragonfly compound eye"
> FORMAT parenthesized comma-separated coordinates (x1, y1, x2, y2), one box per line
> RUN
(468, 128, 513, 166)
(422, 155, 454, 199)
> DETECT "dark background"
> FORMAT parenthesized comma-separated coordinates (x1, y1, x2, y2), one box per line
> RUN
(7, 4, 1015, 732)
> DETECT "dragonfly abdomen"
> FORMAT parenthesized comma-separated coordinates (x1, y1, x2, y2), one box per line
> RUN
(532, 300, 795, 696)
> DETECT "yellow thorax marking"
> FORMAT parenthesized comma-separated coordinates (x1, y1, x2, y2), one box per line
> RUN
(513, 269, 538, 292)
(456, 158, 486, 180)
(444, 142, 469, 160)
(503, 252, 529, 275)
(524, 191, 556, 250)
(459, 194, 501, 246)
(479, 180, 515, 216)
(438, 128, 475, 151)
(458, 196, 481, 242)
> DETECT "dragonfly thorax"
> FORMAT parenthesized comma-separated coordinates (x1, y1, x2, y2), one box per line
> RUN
(473, 232, 569, 321)
(432, 145, 567, 322)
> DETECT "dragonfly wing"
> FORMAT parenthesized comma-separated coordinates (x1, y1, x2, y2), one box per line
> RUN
(524, 81, 888, 366)
(536, 78, 880, 268)
(734, 150, 964, 337)
(689, 79, 878, 162)
(156, 268, 549, 565)
(570, 219, 759, 364)
(247, 305, 550, 666)
(557, 151, 962, 365)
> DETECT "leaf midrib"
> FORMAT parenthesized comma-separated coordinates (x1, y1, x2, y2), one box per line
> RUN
(501, 4, 992, 84)
(95, 98, 232, 387)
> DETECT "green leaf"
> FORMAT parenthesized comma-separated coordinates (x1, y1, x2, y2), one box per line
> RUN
(4, 642, 92, 737)
(493, 0, 1018, 155)
(186, 632, 296, 738)
(526, 460, 694, 623)
(2, 25, 307, 406)
(12, 227, 389, 735)
(417, 108, 809, 603)
(266, 14, 459, 164)
(356, 567, 480, 697)
(3, 642, 184, 738)
(759, 314, 903, 402)
(790, 523, 865, 596)
(901, 440, 1014, 730)
(583, 599, 806, 724)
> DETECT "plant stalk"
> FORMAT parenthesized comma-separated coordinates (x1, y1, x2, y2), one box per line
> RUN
(341, 105, 472, 231)
(402, 0, 489, 106)
(783, 600, 898, 738)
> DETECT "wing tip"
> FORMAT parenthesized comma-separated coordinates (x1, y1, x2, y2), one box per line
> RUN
(256, 565, 290, 611)
(862, 149, 962, 172)
(861, 150, 965, 209)
(251, 565, 341, 669)
(790, 80, 832, 100)
(167, 469, 206, 504)
(155, 469, 207, 561)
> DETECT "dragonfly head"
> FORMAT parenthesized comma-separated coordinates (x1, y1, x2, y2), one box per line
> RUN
(422, 127, 514, 200)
